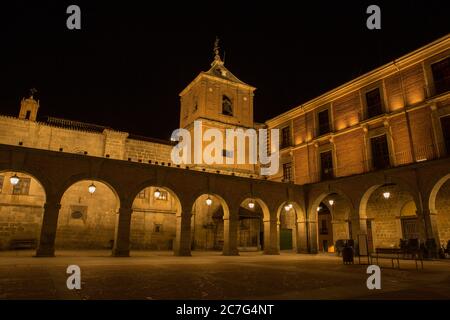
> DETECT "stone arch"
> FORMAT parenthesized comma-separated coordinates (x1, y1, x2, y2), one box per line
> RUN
(129, 183, 182, 252)
(276, 201, 305, 223)
(55, 178, 121, 252)
(235, 196, 269, 252)
(191, 192, 230, 252)
(361, 182, 420, 250)
(235, 192, 271, 221)
(428, 173, 450, 214)
(0, 170, 47, 252)
(358, 176, 421, 220)
(0, 169, 48, 200)
(308, 189, 355, 253)
(56, 173, 121, 207)
(129, 181, 183, 213)
(0, 168, 51, 199)
(308, 189, 355, 222)
(276, 201, 306, 253)
(427, 173, 450, 246)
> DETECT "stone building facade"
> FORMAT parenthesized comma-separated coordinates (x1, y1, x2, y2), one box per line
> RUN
(267, 35, 450, 251)
(0, 35, 449, 256)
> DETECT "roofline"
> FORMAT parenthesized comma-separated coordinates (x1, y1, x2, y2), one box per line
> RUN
(179, 72, 256, 97)
(266, 34, 450, 127)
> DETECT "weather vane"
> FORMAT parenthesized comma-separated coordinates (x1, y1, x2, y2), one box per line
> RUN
(214, 36, 220, 60)
(30, 88, 37, 98)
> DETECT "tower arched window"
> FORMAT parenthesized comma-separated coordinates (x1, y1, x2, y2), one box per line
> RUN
(222, 95, 233, 116)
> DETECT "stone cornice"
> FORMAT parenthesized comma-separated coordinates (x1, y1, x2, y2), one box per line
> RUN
(266, 34, 450, 128)
(179, 72, 256, 97)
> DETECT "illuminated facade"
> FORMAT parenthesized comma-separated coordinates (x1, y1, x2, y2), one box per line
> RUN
(0, 35, 449, 255)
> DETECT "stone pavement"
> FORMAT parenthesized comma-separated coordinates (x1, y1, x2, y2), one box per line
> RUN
(0, 250, 449, 300)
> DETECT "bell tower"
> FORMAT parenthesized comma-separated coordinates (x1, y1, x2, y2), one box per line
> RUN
(178, 38, 258, 176)
(19, 88, 40, 121)
(179, 38, 256, 130)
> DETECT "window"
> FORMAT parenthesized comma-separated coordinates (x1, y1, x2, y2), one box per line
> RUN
(0, 175, 3, 193)
(318, 109, 331, 136)
(401, 218, 419, 240)
(320, 151, 334, 180)
(431, 57, 450, 95)
(155, 190, 168, 201)
(366, 88, 383, 118)
(222, 95, 233, 116)
(222, 149, 233, 158)
(370, 135, 390, 170)
(154, 224, 163, 233)
(280, 126, 291, 149)
(12, 177, 30, 195)
(25, 110, 31, 120)
(137, 189, 147, 199)
(282, 162, 293, 182)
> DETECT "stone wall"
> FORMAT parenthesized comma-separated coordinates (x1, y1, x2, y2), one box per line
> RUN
(0, 115, 106, 156)
(130, 186, 178, 250)
(56, 181, 118, 249)
(366, 186, 416, 248)
(125, 139, 172, 164)
(267, 47, 450, 186)
(192, 195, 224, 250)
(0, 113, 175, 164)
(0, 172, 45, 249)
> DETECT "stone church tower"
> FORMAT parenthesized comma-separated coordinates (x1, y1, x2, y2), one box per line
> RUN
(179, 38, 258, 176)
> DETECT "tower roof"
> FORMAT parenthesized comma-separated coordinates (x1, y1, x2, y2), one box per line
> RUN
(179, 38, 255, 96)
(205, 58, 250, 86)
(205, 37, 251, 86)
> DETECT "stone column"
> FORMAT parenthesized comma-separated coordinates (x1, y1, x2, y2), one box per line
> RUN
(352, 217, 368, 237)
(263, 219, 279, 255)
(420, 209, 440, 245)
(174, 212, 192, 256)
(296, 221, 308, 253)
(35, 202, 61, 257)
(350, 217, 368, 254)
(430, 104, 444, 158)
(223, 211, 239, 256)
(292, 222, 298, 252)
(308, 220, 318, 253)
(112, 206, 133, 257)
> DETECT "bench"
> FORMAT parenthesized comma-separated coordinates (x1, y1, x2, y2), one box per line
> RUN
(9, 239, 37, 250)
(370, 247, 424, 270)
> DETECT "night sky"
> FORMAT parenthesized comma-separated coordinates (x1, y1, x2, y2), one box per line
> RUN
(0, 1, 448, 140)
